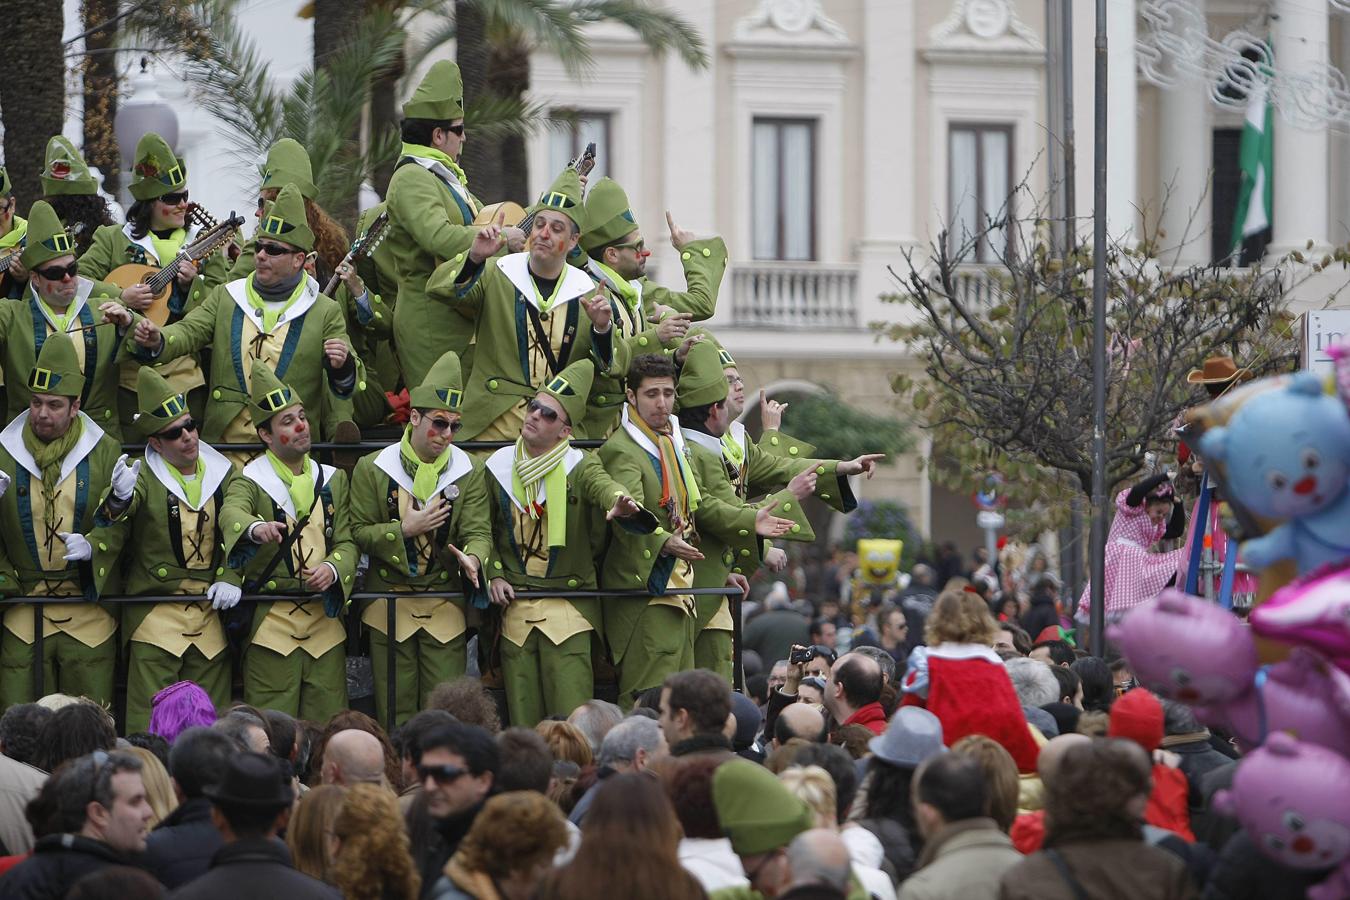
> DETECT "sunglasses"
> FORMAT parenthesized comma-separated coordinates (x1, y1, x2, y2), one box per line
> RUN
(159, 190, 190, 206)
(156, 418, 200, 441)
(443, 123, 465, 137)
(417, 763, 467, 785)
(35, 261, 78, 281)
(611, 238, 645, 254)
(526, 398, 565, 423)
(426, 416, 463, 434)
(256, 241, 301, 257)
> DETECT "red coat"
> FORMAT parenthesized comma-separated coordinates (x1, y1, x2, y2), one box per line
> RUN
(1008, 764, 1193, 854)
(842, 701, 887, 736)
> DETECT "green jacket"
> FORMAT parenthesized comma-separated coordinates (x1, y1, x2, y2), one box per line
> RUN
(135, 274, 365, 443)
(91, 444, 241, 644)
(349, 442, 492, 605)
(0, 280, 137, 437)
(79, 221, 231, 306)
(425, 252, 616, 440)
(384, 157, 481, 385)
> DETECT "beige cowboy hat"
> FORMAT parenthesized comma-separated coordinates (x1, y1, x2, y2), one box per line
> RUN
(1186, 356, 1254, 385)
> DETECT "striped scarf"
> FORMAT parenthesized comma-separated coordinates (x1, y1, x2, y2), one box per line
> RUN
(627, 405, 700, 526)
(512, 437, 570, 547)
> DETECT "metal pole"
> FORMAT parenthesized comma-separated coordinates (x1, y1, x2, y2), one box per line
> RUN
(1062, 0, 1076, 251)
(1045, 0, 1063, 249)
(1089, 0, 1109, 656)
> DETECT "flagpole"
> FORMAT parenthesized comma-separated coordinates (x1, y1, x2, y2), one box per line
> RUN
(1089, 0, 1109, 656)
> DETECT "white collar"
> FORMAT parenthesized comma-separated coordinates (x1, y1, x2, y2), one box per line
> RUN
(406, 155, 471, 202)
(727, 420, 748, 451)
(120, 221, 200, 266)
(0, 411, 106, 483)
(682, 428, 723, 456)
(144, 443, 232, 511)
(495, 252, 595, 310)
(928, 643, 1003, 664)
(484, 443, 584, 511)
(224, 274, 321, 334)
(620, 404, 689, 462)
(29, 279, 94, 330)
(240, 454, 333, 520)
(371, 441, 474, 499)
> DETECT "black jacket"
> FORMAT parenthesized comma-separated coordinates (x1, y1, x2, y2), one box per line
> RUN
(143, 796, 224, 889)
(0, 833, 134, 900)
(1020, 593, 1061, 644)
(414, 802, 484, 900)
(168, 836, 339, 900)
(1202, 830, 1331, 900)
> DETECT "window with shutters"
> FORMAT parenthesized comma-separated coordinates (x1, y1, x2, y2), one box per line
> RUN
(948, 124, 1013, 263)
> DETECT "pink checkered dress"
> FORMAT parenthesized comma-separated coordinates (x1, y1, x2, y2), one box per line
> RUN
(1078, 489, 1186, 616)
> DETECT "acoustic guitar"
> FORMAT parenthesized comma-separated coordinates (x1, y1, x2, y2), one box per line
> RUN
(324, 210, 392, 296)
(105, 211, 245, 326)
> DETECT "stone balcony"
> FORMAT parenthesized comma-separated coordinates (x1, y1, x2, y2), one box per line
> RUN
(729, 261, 861, 330)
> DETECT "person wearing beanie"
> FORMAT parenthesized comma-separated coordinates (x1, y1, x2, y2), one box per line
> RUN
(386, 59, 527, 387)
(39, 135, 117, 259)
(677, 337, 881, 681)
(349, 350, 493, 727)
(91, 366, 240, 731)
(577, 176, 727, 436)
(80, 132, 230, 430)
(0, 200, 135, 435)
(0, 336, 127, 709)
(425, 166, 620, 443)
(479, 357, 655, 725)
(218, 362, 358, 721)
(1108, 687, 1195, 842)
(130, 182, 365, 462)
(0, 165, 28, 297)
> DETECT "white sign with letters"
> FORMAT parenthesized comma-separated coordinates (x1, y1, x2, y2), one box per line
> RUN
(1302, 310, 1350, 378)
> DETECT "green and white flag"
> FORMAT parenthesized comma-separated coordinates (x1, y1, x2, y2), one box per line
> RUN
(1231, 75, 1274, 258)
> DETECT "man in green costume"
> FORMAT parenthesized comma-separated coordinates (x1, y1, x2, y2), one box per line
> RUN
(385, 59, 525, 387)
(130, 183, 364, 462)
(580, 177, 729, 436)
(675, 340, 882, 681)
(0, 201, 136, 437)
(480, 357, 655, 726)
(0, 337, 124, 709)
(598, 353, 795, 706)
(93, 367, 240, 731)
(717, 341, 820, 461)
(0, 166, 28, 297)
(219, 362, 357, 721)
(425, 168, 617, 442)
(350, 350, 492, 726)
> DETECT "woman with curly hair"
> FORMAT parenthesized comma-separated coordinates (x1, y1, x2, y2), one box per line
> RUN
(534, 720, 592, 768)
(331, 783, 421, 900)
(431, 791, 570, 900)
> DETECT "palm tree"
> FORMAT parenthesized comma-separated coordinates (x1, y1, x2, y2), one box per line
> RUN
(0, 0, 65, 207)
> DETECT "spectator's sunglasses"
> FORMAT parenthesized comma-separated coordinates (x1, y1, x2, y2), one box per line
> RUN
(418, 763, 468, 785)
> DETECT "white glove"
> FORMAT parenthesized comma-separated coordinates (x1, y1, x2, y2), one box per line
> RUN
(111, 454, 141, 501)
(59, 532, 92, 562)
(0, 470, 9, 499)
(206, 581, 242, 611)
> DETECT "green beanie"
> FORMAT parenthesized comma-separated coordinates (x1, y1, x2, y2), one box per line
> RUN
(28, 331, 85, 399)
(529, 168, 584, 229)
(409, 350, 464, 412)
(21, 201, 75, 269)
(403, 60, 465, 121)
(260, 138, 318, 200)
(676, 339, 729, 409)
(257, 183, 314, 253)
(41, 136, 98, 197)
(129, 132, 187, 201)
(248, 360, 302, 427)
(541, 358, 595, 427)
(581, 177, 639, 254)
(134, 366, 190, 438)
(712, 760, 814, 856)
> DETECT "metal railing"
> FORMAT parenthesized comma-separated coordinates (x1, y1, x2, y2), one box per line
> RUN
(730, 262, 860, 329)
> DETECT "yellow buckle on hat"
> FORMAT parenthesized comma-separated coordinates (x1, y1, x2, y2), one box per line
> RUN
(546, 375, 574, 396)
(539, 191, 576, 209)
(29, 367, 54, 391)
(261, 215, 289, 236)
(43, 232, 72, 254)
(263, 387, 291, 411)
(161, 163, 184, 186)
(435, 388, 463, 407)
(157, 395, 187, 419)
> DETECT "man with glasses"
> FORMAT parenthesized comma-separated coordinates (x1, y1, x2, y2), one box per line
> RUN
(131, 183, 363, 463)
(578, 177, 728, 436)
(479, 358, 654, 726)
(350, 350, 492, 726)
(91, 367, 240, 732)
(407, 721, 498, 897)
(219, 363, 358, 721)
(386, 59, 525, 388)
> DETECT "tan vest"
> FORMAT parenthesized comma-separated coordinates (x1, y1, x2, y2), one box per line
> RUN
(251, 504, 345, 658)
(500, 503, 593, 648)
(130, 495, 227, 658)
(477, 302, 573, 443)
(362, 488, 466, 643)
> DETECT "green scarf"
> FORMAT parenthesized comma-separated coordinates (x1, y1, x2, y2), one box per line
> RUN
(400, 426, 450, 504)
(720, 431, 746, 469)
(627, 406, 701, 521)
(165, 456, 206, 509)
(265, 450, 315, 518)
(595, 261, 640, 310)
(401, 142, 470, 191)
(244, 272, 307, 333)
(511, 437, 570, 548)
(36, 293, 75, 333)
(0, 216, 27, 250)
(22, 414, 84, 504)
(150, 227, 187, 268)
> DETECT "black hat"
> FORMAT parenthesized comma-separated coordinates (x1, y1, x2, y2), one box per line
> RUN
(203, 751, 294, 810)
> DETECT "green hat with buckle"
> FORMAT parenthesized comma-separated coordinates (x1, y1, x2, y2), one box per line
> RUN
(409, 350, 464, 412)
(21, 201, 75, 269)
(403, 60, 465, 121)
(257, 183, 314, 253)
(712, 760, 814, 856)
(129, 132, 187, 202)
(41, 136, 98, 197)
(529, 168, 584, 229)
(540, 358, 595, 428)
(582, 177, 639, 254)
(28, 329, 84, 399)
(676, 338, 729, 409)
(134, 366, 190, 438)
(248, 360, 302, 427)
(260, 139, 318, 201)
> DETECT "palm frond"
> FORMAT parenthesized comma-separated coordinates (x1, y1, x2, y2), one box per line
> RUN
(467, 0, 593, 74)
(463, 94, 571, 142)
(570, 0, 708, 68)
(406, 12, 459, 74)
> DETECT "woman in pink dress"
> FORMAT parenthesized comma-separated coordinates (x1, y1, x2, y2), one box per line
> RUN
(1077, 473, 1187, 620)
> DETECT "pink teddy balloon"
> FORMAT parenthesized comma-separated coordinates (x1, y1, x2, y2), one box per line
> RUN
(1255, 563, 1350, 675)
(1107, 589, 1350, 755)
(1213, 733, 1350, 900)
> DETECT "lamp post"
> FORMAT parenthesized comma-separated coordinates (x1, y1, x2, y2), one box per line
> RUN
(114, 57, 180, 208)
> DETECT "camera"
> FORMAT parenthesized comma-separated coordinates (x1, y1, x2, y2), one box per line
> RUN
(789, 644, 816, 665)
